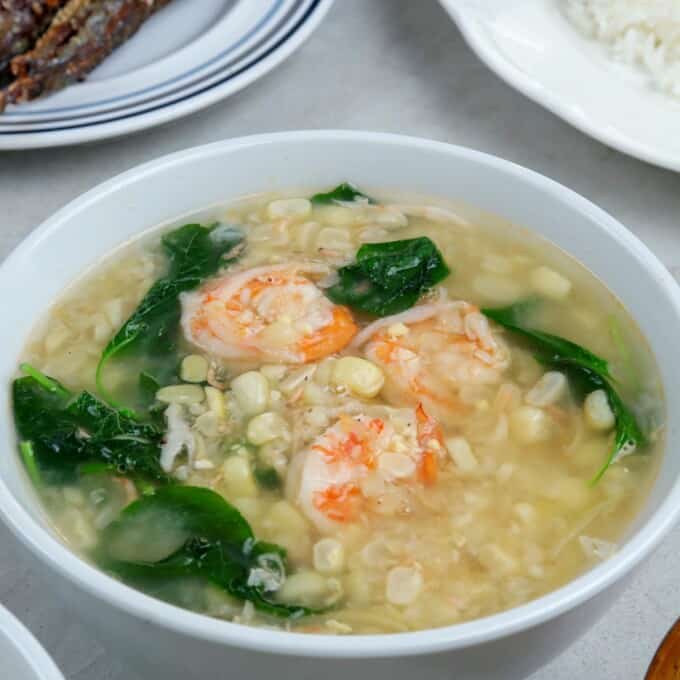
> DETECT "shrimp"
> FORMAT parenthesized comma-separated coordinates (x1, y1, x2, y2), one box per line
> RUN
(180, 264, 358, 364)
(352, 301, 510, 422)
(287, 404, 446, 532)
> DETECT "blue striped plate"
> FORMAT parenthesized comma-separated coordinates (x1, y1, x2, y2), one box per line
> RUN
(0, 0, 333, 148)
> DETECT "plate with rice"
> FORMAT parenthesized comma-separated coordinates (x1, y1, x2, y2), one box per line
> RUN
(441, 0, 680, 172)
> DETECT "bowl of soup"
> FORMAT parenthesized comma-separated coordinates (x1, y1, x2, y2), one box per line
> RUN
(0, 605, 65, 680)
(0, 131, 678, 680)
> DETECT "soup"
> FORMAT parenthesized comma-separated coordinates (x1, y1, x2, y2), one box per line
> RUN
(13, 184, 662, 634)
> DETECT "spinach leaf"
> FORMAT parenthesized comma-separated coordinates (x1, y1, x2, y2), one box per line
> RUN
(326, 237, 450, 316)
(19, 441, 41, 486)
(483, 301, 610, 378)
(483, 302, 645, 482)
(19, 362, 71, 398)
(100, 486, 315, 619)
(253, 466, 281, 490)
(310, 182, 374, 205)
(96, 223, 244, 400)
(12, 364, 169, 485)
(608, 315, 640, 392)
(594, 380, 645, 483)
(139, 371, 161, 402)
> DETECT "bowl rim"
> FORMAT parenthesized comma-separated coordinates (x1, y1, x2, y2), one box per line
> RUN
(0, 604, 65, 680)
(440, 0, 680, 173)
(1, 130, 680, 658)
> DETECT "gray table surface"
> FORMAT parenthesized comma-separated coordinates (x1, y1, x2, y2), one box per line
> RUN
(2, 1, 680, 678)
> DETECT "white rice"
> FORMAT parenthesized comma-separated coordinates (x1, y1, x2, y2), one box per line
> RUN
(564, 0, 680, 97)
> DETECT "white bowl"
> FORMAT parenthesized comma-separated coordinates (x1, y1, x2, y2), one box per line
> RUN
(1, 131, 679, 680)
(440, 0, 680, 172)
(0, 605, 64, 680)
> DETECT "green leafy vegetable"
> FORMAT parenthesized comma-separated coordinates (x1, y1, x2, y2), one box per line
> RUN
(310, 182, 374, 206)
(19, 362, 70, 398)
(326, 237, 450, 316)
(608, 315, 640, 392)
(483, 301, 610, 378)
(12, 364, 169, 485)
(78, 462, 115, 477)
(253, 466, 281, 490)
(100, 486, 316, 619)
(138, 371, 165, 410)
(483, 302, 645, 482)
(593, 380, 645, 483)
(19, 441, 41, 486)
(139, 371, 161, 397)
(96, 223, 244, 401)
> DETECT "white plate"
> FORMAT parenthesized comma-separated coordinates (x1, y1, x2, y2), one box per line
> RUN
(0, 605, 64, 680)
(0, 0, 334, 149)
(441, 0, 680, 172)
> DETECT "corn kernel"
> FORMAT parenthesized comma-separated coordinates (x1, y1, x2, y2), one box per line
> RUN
(246, 412, 291, 446)
(180, 354, 209, 383)
(331, 357, 384, 398)
(230, 371, 270, 415)
(584, 389, 615, 431)
(156, 384, 205, 405)
(313, 538, 345, 574)
(385, 565, 423, 606)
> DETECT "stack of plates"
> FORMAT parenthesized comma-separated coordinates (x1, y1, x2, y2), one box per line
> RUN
(0, 0, 333, 149)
